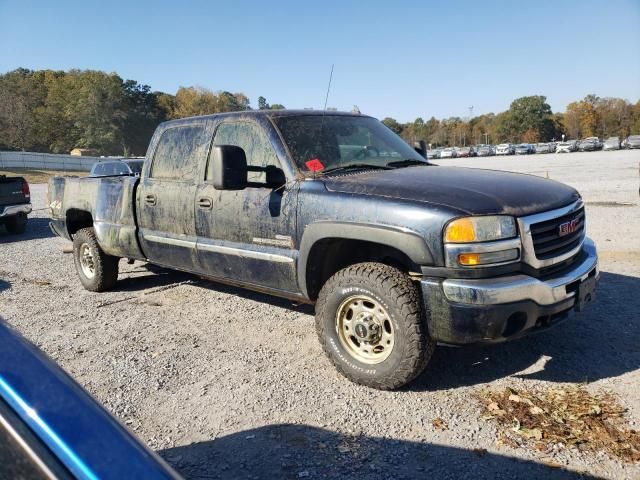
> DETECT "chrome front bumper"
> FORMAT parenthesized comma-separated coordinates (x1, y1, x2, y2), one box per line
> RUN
(442, 238, 598, 306)
(0, 203, 32, 218)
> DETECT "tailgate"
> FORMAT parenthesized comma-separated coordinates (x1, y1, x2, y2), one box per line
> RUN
(0, 176, 28, 206)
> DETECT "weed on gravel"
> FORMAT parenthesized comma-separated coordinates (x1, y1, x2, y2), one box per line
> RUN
(477, 386, 640, 463)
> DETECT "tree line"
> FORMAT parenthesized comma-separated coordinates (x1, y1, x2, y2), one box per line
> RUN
(1, 68, 639, 156)
(0, 68, 285, 156)
(384, 94, 640, 147)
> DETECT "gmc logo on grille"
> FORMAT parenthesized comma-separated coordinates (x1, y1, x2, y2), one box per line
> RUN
(559, 218, 579, 237)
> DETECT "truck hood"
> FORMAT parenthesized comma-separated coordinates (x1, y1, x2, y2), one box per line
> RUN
(322, 166, 580, 216)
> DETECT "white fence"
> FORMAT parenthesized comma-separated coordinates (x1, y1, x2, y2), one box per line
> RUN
(0, 151, 99, 171)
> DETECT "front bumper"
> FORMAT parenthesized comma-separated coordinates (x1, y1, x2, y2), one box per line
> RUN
(0, 203, 32, 218)
(420, 238, 599, 344)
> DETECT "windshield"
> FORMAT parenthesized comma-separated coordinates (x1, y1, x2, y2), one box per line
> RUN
(272, 115, 425, 173)
(629, 135, 640, 141)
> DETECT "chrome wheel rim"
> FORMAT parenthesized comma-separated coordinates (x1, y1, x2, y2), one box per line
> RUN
(79, 243, 96, 278)
(336, 295, 394, 364)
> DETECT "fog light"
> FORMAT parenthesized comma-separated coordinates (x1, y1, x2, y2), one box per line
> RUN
(458, 248, 519, 266)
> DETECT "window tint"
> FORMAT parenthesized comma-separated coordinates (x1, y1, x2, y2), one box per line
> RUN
(210, 121, 280, 182)
(151, 125, 209, 180)
(272, 115, 424, 172)
(112, 163, 130, 175)
(92, 163, 105, 176)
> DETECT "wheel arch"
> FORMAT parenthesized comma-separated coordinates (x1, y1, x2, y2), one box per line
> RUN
(299, 222, 434, 300)
(66, 209, 94, 236)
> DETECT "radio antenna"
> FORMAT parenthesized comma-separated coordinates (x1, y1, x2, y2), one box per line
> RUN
(311, 64, 334, 175)
(322, 64, 334, 111)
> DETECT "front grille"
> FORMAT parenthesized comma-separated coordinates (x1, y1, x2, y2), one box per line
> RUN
(530, 207, 585, 260)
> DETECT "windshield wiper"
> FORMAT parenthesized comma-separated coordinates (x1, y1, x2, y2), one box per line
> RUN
(319, 163, 393, 175)
(386, 159, 430, 168)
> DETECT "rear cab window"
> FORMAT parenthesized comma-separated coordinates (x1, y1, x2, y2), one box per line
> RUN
(151, 125, 210, 181)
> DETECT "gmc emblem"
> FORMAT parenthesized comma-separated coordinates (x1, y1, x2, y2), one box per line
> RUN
(559, 218, 579, 237)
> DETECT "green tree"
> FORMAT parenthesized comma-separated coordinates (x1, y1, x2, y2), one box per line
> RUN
(258, 96, 269, 110)
(382, 117, 403, 134)
(502, 95, 555, 142)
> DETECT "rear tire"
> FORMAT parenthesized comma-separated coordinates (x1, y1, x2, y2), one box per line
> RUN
(72, 227, 119, 292)
(315, 262, 435, 390)
(5, 213, 27, 234)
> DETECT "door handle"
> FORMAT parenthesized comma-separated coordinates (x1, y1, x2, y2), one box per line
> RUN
(145, 194, 157, 206)
(197, 197, 213, 209)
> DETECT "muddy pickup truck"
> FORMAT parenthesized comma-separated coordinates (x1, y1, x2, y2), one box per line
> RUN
(1, 174, 31, 234)
(49, 111, 599, 389)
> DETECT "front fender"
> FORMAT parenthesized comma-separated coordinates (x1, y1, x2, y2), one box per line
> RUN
(297, 221, 434, 297)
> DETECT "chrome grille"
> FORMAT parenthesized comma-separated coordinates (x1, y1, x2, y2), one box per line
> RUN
(530, 207, 585, 260)
(518, 200, 586, 270)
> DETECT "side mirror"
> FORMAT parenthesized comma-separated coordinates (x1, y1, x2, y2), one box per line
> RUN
(264, 165, 286, 189)
(413, 140, 427, 158)
(210, 145, 248, 190)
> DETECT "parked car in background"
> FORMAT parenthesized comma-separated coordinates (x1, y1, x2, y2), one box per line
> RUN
(0, 320, 179, 479)
(426, 149, 439, 159)
(603, 137, 621, 151)
(455, 146, 472, 158)
(578, 138, 600, 152)
(90, 158, 145, 177)
(534, 143, 552, 154)
(439, 147, 457, 159)
(548, 142, 558, 152)
(515, 143, 533, 154)
(624, 134, 640, 149)
(475, 144, 493, 157)
(556, 140, 578, 153)
(495, 143, 515, 155)
(0, 174, 31, 234)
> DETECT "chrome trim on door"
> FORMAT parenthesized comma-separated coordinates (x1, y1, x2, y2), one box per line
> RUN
(144, 234, 196, 248)
(517, 200, 585, 269)
(198, 242, 294, 263)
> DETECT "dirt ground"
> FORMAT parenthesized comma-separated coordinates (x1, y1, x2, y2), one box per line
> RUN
(0, 168, 86, 184)
(1, 149, 639, 479)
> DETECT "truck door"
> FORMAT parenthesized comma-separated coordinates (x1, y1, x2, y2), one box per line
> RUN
(194, 119, 299, 293)
(137, 121, 211, 271)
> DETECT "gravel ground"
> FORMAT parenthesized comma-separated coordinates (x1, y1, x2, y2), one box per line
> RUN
(1, 149, 639, 479)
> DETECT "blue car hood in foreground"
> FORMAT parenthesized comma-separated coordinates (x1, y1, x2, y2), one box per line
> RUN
(0, 320, 180, 480)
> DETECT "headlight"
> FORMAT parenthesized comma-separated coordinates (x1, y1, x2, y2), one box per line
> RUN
(444, 216, 517, 243)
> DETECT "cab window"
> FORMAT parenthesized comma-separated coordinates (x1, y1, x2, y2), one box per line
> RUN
(151, 125, 209, 181)
(209, 122, 281, 183)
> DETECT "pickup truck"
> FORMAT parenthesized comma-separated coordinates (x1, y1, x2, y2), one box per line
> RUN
(49, 110, 599, 390)
(0, 174, 31, 234)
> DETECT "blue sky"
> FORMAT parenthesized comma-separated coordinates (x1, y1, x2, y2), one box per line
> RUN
(1, 0, 639, 122)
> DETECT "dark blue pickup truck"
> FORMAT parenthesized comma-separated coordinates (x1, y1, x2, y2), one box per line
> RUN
(48, 110, 599, 389)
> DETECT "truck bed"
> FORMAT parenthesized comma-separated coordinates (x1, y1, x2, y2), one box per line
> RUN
(48, 175, 145, 260)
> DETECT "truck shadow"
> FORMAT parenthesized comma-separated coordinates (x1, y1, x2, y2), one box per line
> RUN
(412, 271, 640, 391)
(158, 423, 595, 480)
(0, 217, 55, 243)
(115, 263, 314, 315)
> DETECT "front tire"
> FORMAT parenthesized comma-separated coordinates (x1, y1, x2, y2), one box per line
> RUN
(315, 263, 434, 390)
(72, 227, 119, 292)
(5, 213, 27, 234)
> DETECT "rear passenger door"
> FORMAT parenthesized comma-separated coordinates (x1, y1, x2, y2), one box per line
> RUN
(137, 122, 211, 271)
